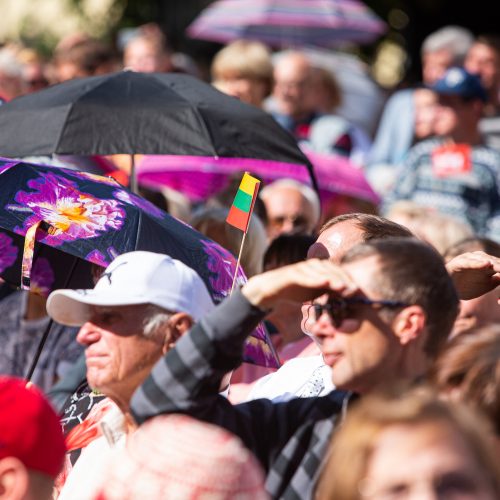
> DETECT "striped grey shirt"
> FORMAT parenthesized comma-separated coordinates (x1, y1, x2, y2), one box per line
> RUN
(131, 288, 350, 499)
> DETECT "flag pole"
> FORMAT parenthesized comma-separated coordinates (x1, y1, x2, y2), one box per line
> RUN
(230, 231, 247, 295)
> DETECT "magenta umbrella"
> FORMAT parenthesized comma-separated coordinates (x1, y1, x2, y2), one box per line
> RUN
(186, 0, 387, 48)
(137, 151, 380, 206)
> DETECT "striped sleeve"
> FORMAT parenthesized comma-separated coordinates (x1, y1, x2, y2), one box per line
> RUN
(131, 288, 266, 424)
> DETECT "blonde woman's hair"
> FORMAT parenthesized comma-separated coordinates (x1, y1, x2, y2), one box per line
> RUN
(211, 39, 273, 90)
(316, 385, 500, 499)
(385, 200, 474, 255)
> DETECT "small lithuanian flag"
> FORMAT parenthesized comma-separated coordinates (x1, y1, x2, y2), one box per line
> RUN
(226, 172, 261, 233)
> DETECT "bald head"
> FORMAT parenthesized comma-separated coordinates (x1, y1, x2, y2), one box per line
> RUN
(308, 219, 365, 263)
(275, 52, 311, 77)
(273, 51, 316, 119)
(260, 179, 320, 240)
(308, 213, 415, 263)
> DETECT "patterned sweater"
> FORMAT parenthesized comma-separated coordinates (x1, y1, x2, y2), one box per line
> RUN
(384, 137, 500, 241)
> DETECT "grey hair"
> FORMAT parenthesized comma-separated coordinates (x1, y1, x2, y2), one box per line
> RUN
(260, 178, 321, 227)
(142, 304, 173, 340)
(421, 25, 474, 65)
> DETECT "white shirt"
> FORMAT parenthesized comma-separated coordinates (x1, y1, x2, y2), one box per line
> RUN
(246, 355, 334, 403)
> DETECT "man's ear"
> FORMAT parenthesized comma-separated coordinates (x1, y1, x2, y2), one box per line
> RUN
(392, 305, 426, 345)
(0, 457, 30, 499)
(162, 312, 193, 353)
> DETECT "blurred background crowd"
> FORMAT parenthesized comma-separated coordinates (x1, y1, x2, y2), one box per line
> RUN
(1, 1, 500, 499)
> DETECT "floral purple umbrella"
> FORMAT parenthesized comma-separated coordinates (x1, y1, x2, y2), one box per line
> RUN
(0, 158, 279, 369)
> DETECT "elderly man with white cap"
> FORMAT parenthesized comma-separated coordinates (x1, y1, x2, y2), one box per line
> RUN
(46, 250, 215, 499)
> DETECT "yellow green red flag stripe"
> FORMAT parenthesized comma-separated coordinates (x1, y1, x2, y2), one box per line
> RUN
(226, 172, 261, 232)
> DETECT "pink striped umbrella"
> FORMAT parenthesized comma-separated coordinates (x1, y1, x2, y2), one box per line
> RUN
(187, 0, 386, 48)
(137, 151, 380, 206)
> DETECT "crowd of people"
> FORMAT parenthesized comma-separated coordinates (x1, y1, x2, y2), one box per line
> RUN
(1, 19, 500, 500)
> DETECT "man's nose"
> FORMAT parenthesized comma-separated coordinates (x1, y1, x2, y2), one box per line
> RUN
(310, 312, 337, 342)
(281, 218, 295, 233)
(77, 322, 101, 346)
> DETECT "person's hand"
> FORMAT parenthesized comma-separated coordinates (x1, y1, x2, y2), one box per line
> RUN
(241, 258, 358, 312)
(446, 251, 500, 300)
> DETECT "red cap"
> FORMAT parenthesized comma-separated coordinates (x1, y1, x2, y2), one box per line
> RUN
(0, 376, 66, 478)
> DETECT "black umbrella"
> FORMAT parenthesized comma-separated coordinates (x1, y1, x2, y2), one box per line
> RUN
(0, 70, 318, 194)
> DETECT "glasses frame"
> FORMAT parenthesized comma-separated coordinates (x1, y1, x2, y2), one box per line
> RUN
(268, 214, 309, 230)
(312, 297, 410, 328)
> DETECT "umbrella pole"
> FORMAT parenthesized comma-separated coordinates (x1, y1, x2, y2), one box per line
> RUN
(304, 156, 322, 217)
(305, 157, 320, 201)
(24, 317, 54, 383)
(24, 257, 79, 383)
(130, 154, 138, 194)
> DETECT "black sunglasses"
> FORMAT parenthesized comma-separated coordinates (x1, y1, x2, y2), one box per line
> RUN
(312, 297, 410, 328)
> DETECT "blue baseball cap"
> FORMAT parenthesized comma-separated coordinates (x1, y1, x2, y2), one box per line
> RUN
(431, 67, 488, 102)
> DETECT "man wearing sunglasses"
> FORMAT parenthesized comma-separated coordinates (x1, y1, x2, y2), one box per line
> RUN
(131, 237, 489, 499)
(247, 213, 414, 402)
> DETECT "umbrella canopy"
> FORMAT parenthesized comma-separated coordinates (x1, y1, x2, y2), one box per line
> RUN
(0, 158, 278, 368)
(137, 151, 380, 205)
(187, 0, 387, 48)
(0, 70, 317, 193)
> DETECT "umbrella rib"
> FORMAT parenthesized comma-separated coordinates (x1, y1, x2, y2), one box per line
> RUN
(53, 73, 123, 154)
(194, 108, 219, 157)
(150, 73, 219, 157)
(133, 206, 144, 252)
(53, 103, 77, 154)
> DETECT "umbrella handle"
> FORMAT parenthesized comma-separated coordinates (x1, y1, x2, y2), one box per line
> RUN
(24, 256, 79, 383)
(130, 154, 138, 194)
(304, 156, 321, 213)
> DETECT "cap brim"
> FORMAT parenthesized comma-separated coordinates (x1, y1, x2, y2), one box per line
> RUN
(46, 289, 150, 326)
(431, 84, 487, 102)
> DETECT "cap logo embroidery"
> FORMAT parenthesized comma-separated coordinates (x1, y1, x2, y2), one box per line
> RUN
(101, 261, 127, 284)
(446, 68, 465, 87)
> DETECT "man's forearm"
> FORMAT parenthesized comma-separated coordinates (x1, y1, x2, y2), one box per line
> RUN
(131, 288, 266, 424)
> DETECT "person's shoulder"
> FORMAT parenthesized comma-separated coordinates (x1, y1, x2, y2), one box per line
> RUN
(389, 87, 417, 100)
(311, 113, 350, 130)
(0, 290, 23, 326)
(383, 87, 416, 108)
(306, 114, 351, 152)
(312, 389, 351, 418)
(472, 143, 500, 165)
(407, 137, 442, 157)
(279, 355, 325, 371)
(246, 355, 325, 401)
(0, 289, 22, 307)
(252, 355, 324, 387)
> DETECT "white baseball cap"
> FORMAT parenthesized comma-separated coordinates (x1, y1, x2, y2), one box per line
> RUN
(46, 251, 215, 326)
